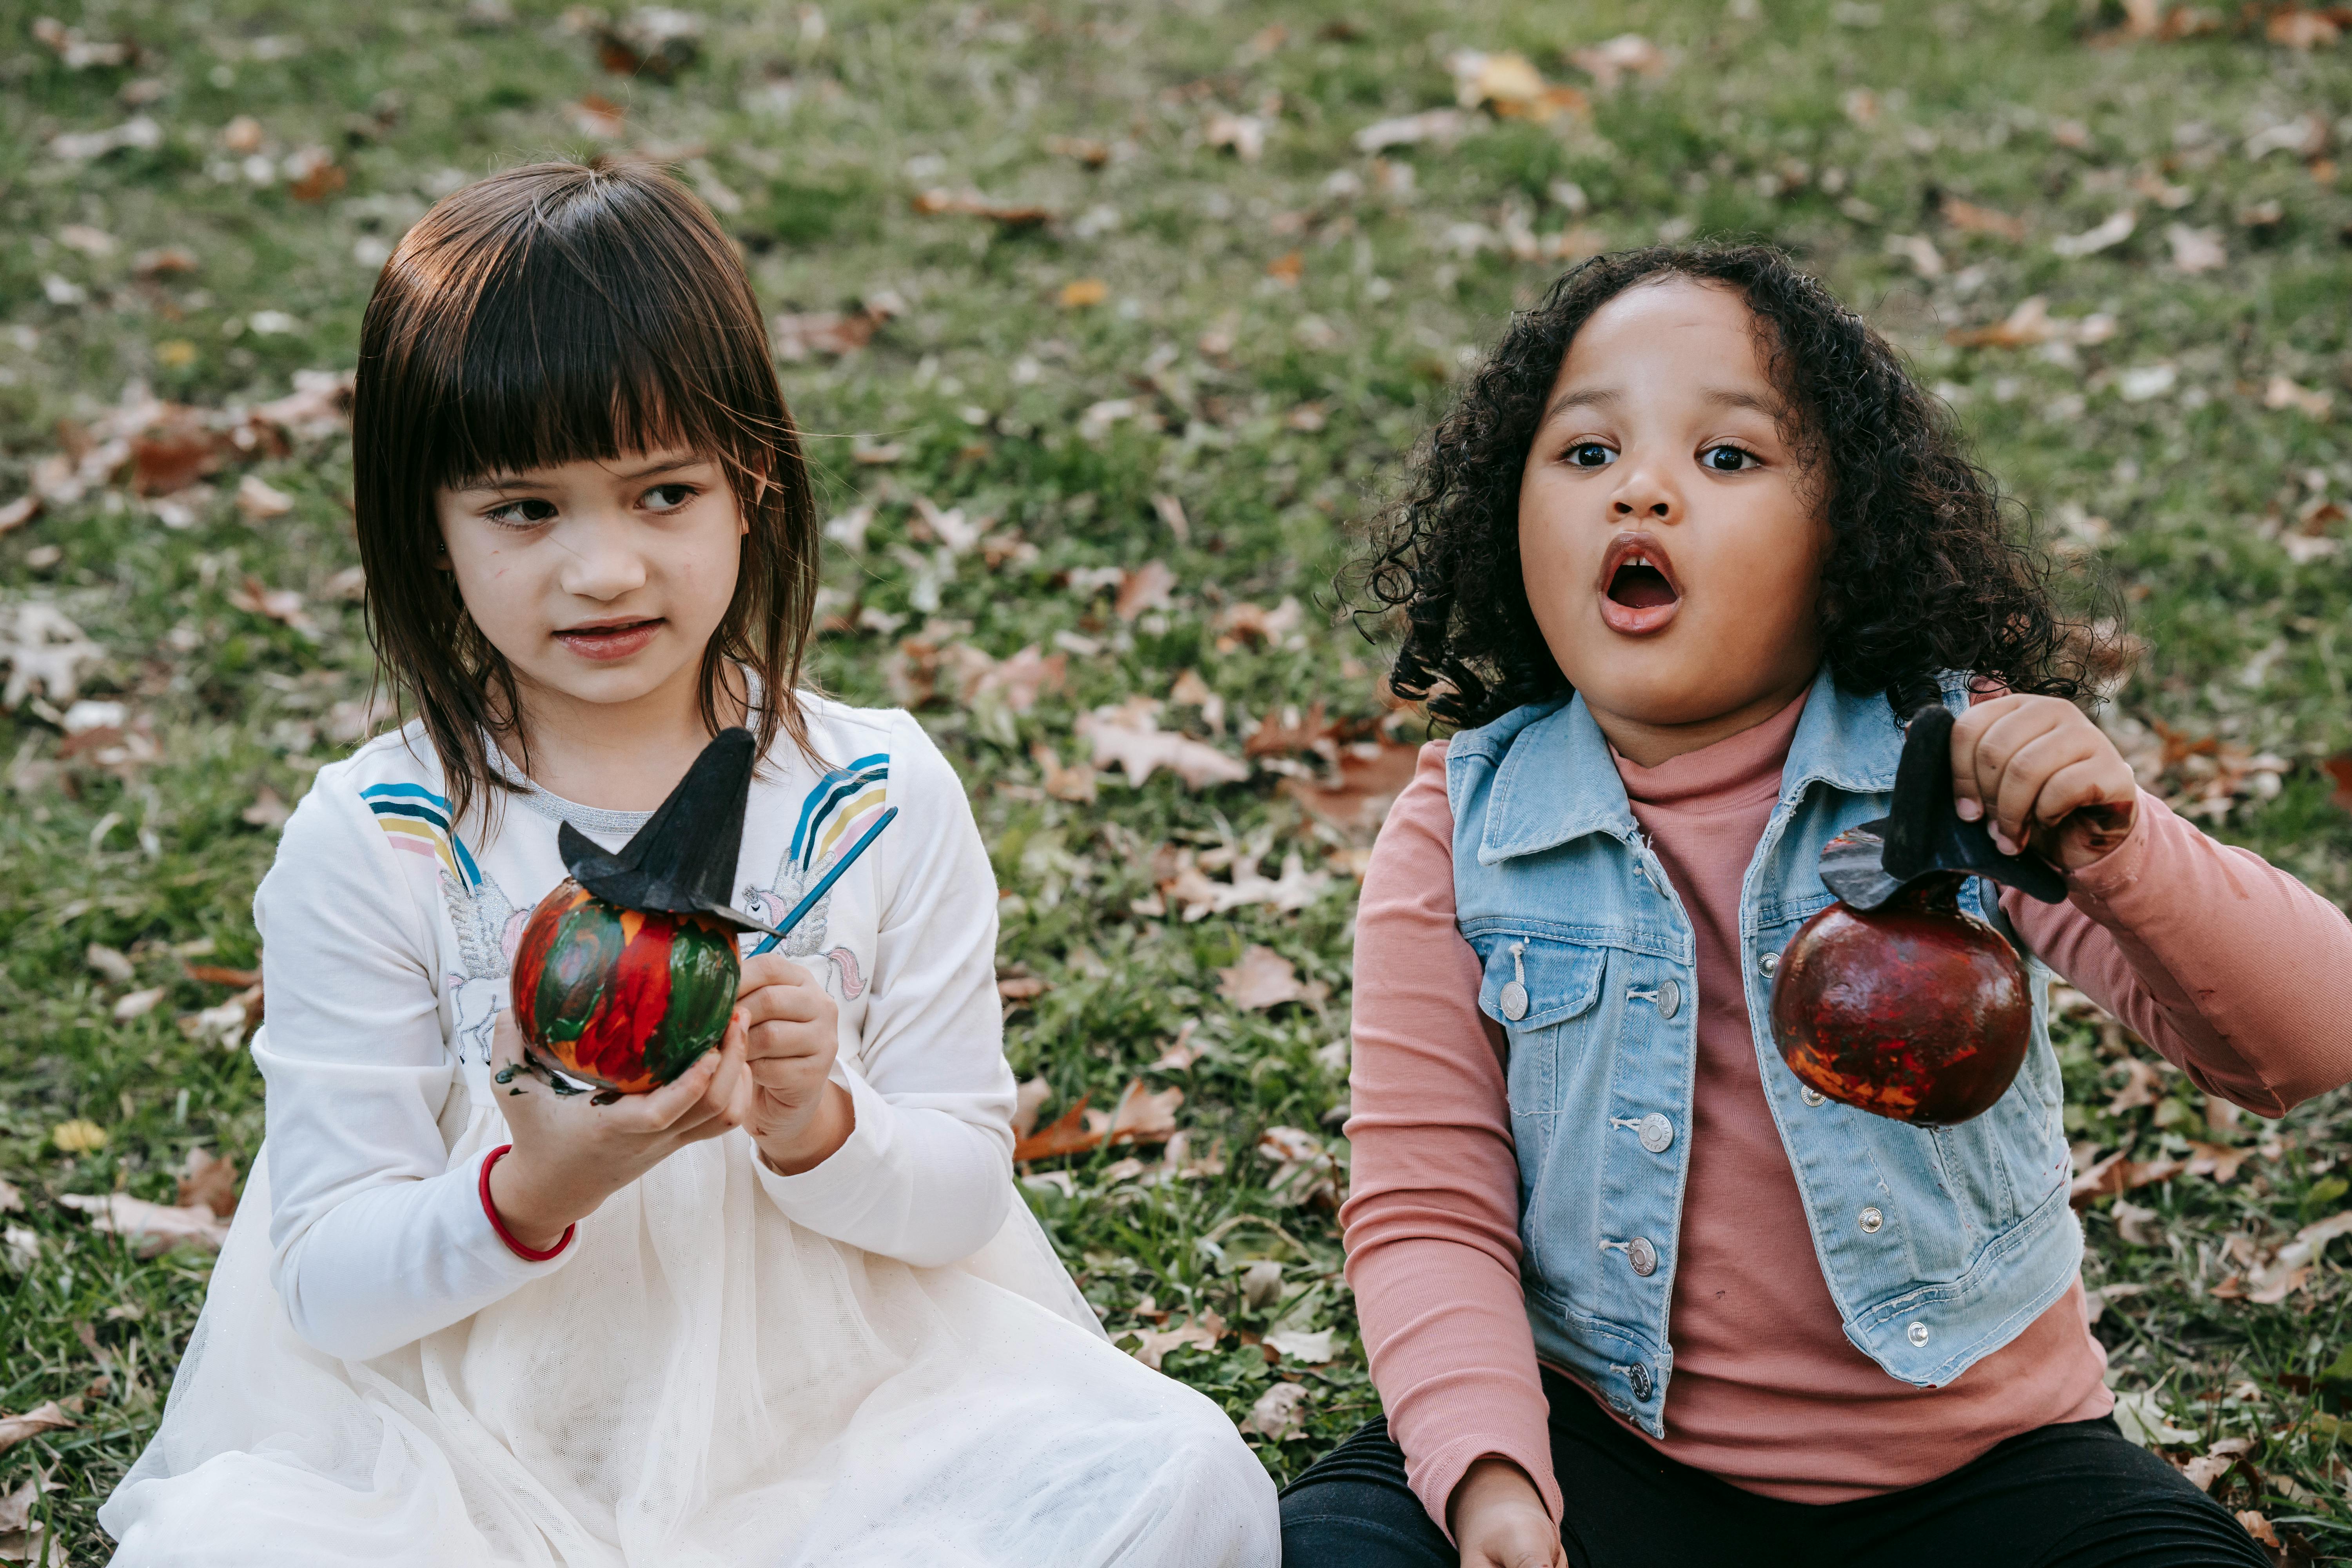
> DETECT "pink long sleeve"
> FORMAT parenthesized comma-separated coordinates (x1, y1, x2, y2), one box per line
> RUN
(2004, 789, 2352, 1114)
(1340, 742, 1560, 1535)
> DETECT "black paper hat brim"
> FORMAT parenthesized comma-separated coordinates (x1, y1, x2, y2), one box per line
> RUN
(1819, 703, 2067, 911)
(555, 727, 782, 936)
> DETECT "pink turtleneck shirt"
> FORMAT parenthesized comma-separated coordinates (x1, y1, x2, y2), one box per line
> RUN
(1341, 689, 2352, 1531)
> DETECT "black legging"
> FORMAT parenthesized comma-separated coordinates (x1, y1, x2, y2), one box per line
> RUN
(1279, 1369, 2270, 1568)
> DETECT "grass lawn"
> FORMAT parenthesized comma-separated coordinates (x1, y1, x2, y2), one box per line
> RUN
(4, 0, 2351, 1559)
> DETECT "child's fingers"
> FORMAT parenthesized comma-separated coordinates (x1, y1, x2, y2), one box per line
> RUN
(635, 1013, 740, 1130)
(737, 978, 830, 1028)
(1988, 726, 2090, 840)
(1947, 694, 2029, 812)
(735, 954, 817, 1000)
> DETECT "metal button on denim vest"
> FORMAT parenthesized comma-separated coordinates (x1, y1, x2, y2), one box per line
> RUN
(1445, 666, 2082, 1438)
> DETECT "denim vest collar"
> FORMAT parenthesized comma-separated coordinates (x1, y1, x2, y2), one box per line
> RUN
(1474, 664, 1903, 867)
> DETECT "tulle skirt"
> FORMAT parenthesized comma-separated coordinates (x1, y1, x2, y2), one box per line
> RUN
(100, 1109, 1277, 1566)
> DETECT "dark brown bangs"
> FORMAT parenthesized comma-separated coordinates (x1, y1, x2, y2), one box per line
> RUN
(352, 157, 819, 834)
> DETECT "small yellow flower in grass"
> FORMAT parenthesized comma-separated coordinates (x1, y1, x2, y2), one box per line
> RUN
(156, 339, 198, 369)
(52, 1120, 108, 1154)
(1058, 278, 1108, 309)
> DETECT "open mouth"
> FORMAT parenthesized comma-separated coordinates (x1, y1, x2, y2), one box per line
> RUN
(1595, 534, 1683, 635)
(1607, 558, 1677, 610)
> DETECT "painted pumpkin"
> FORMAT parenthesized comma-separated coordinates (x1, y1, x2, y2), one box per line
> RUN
(1768, 874, 2031, 1127)
(511, 878, 740, 1094)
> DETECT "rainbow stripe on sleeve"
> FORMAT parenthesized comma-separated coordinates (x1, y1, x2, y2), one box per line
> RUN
(362, 783, 482, 891)
(787, 752, 889, 877)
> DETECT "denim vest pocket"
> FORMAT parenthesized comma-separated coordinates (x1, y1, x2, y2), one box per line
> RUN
(1472, 935, 1610, 1120)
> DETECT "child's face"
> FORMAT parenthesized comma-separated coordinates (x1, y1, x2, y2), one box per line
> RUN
(434, 448, 746, 722)
(1517, 277, 1830, 748)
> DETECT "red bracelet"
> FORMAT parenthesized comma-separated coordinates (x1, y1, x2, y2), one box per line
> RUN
(479, 1144, 574, 1262)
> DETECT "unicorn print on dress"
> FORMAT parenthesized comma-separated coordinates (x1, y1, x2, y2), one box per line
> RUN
(739, 750, 889, 1001)
(361, 781, 521, 1063)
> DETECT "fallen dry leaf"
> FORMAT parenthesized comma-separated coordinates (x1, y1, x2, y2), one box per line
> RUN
(1151, 492, 1189, 543)
(915, 189, 1055, 228)
(241, 785, 291, 831)
(1030, 743, 1098, 803)
(0, 1181, 17, 1215)
(1448, 51, 1588, 122)
(1011, 1076, 1051, 1140)
(1569, 33, 1670, 90)
(1942, 195, 2027, 241)
(2266, 9, 2340, 46)
(234, 472, 294, 520)
(1263, 1327, 1334, 1363)
(177, 1147, 241, 1218)
(1205, 111, 1270, 160)
(59, 1192, 230, 1256)
(2265, 376, 2334, 420)
(1256, 1125, 1341, 1207)
(1165, 851, 1332, 922)
(2111, 1199, 2165, 1246)
(2165, 223, 2226, 274)
(2236, 1509, 2281, 1548)
(227, 576, 317, 637)
(1946, 296, 2115, 350)
(1285, 742, 1422, 838)
(1245, 701, 1337, 759)
(1044, 134, 1111, 167)
(1107, 1080, 1184, 1143)
(2105, 1055, 2170, 1113)
(1353, 109, 1468, 154)
(771, 309, 881, 361)
(1151, 1021, 1202, 1072)
(2182, 1141, 2253, 1183)
(1080, 699, 1250, 790)
(1238, 1380, 1310, 1439)
(1114, 560, 1176, 621)
(0, 1402, 74, 1455)
(2051, 209, 2136, 258)
(567, 94, 627, 138)
(1213, 597, 1303, 650)
(1169, 670, 1225, 733)
(1125, 1312, 1227, 1370)
(49, 1121, 106, 1155)
(1220, 945, 1308, 1011)
(1058, 277, 1109, 309)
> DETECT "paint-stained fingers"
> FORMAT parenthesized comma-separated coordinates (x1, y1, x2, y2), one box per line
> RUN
(636, 1013, 742, 1132)
(1949, 694, 2026, 815)
(1989, 726, 2092, 842)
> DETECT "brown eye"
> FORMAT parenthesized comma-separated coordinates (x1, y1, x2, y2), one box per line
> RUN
(642, 483, 698, 513)
(486, 497, 558, 526)
(1568, 442, 1615, 468)
(1701, 445, 1755, 473)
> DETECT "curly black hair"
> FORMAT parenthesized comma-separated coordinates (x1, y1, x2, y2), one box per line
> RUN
(1357, 243, 2098, 730)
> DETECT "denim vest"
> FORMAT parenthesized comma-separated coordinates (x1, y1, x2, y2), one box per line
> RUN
(1446, 666, 2080, 1438)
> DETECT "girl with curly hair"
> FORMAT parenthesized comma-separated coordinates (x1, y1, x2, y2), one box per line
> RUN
(1278, 246, 2352, 1568)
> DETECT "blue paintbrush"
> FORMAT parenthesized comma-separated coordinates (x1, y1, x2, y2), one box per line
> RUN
(748, 806, 899, 956)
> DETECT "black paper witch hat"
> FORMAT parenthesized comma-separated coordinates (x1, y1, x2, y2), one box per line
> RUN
(554, 727, 782, 935)
(1817, 702, 2068, 912)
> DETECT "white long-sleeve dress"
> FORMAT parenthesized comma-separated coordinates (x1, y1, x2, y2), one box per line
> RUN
(102, 695, 1277, 1567)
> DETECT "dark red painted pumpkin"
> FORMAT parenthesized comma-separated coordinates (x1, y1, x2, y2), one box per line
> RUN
(511, 878, 740, 1094)
(1769, 874, 2031, 1126)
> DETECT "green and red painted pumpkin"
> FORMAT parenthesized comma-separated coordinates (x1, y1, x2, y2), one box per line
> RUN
(512, 879, 740, 1093)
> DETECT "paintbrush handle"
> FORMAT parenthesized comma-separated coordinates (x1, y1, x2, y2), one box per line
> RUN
(749, 806, 899, 957)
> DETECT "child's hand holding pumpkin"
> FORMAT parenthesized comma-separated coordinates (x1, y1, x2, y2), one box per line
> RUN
(735, 953, 855, 1176)
(1948, 694, 2140, 873)
(486, 1007, 757, 1252)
